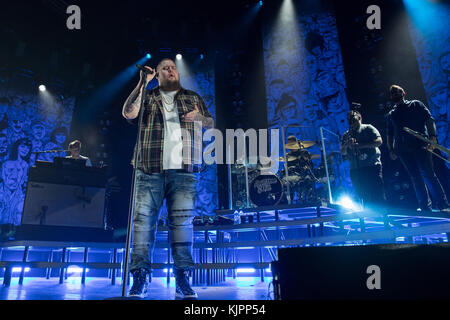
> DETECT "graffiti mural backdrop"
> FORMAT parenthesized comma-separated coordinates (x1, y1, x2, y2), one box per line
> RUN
(262, 11, 352, 198)
(0, 85, 75, 225)
(181, 69, 219, 216)
(407, 6, 449, 164)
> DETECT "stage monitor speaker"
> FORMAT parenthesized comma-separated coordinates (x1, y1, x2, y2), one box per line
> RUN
(21, 182, 105, 229)
(272, 243, 450, 300)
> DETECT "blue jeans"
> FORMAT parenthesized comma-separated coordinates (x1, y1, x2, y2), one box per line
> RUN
(130, 169, 198, 273)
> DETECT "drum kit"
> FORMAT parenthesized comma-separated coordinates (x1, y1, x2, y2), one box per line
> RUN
(230, 136, 338, 208)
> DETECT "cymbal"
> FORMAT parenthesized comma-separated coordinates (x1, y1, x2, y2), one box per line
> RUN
(285, 140, 315, 149)
(310, 154, 320, 160)
(279, 156, 298, 162)
(299, 141, 315, 148)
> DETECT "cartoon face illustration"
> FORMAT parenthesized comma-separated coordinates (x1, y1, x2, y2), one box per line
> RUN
(10, 118, 24, 134)
(326, 91, 347, 114)
(55, 133, 67, 145)
(270, 79, 285, 103)
(303, 99, 322, 121)
(32, 124, 46, 140)
(1, 161, 24, 190)
(276, 94, 298, 123)
(18, 142, 31, 159)
(315, 72, 340, 98)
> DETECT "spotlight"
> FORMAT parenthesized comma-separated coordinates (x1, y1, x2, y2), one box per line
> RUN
(200, 54, 204, 60)
(176, 54, 182, 60)
(259, 1, 263, 5)
(39, 85, 46, 92)
(146, 53, 151, 59)
(336, 196, 360, 211)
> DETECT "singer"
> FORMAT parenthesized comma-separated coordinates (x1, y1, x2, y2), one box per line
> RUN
(386, 84, 449, 213)
(122, 58, 214, 299)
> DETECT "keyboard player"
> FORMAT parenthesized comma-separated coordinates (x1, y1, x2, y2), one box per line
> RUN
(66, 140, 92, 167)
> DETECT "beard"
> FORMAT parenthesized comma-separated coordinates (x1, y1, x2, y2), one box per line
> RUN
(159, 78, 181, 92)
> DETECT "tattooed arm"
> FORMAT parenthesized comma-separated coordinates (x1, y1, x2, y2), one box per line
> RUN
(122, 67, 156, 120)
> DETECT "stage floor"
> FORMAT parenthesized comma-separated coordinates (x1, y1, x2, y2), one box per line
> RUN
(0, 277, 272, 300)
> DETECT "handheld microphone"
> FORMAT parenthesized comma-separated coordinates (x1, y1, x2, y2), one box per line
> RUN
(136, 64, 155, 74)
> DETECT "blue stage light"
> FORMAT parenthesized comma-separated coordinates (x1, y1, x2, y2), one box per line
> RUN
(67, 266, 86, 273)
(236, 268, 256, 273)
(200, 54, 204, 59)
(12, 267, 30, 273)
(146, 53, 151, 59)
(336, 195, 360, 211)
(259, 1, 263, 6)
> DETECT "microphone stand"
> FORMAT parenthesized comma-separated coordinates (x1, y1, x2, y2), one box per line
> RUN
(121, 81, 147, 297)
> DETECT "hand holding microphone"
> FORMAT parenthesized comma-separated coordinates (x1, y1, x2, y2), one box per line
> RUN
(136, 64, 157, 85)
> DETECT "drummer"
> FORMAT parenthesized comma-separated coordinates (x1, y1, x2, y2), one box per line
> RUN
(283, 135, 313, 168)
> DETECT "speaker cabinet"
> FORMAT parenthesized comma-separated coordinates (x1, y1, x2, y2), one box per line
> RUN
(272, 244, 450, 300)
(21, 182, 105, 229)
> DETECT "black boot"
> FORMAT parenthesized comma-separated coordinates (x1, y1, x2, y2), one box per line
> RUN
(128, 268, 149, 298)
(174, 269, 197, 299)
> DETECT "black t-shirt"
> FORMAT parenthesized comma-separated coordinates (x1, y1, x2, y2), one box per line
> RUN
(386, 100, 433, 152)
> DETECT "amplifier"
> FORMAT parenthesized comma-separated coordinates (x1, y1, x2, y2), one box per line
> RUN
(21, 182, 105, 229)
(272, 243, 450, 300)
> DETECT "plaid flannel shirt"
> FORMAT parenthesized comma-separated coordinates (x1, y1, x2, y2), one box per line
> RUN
(129, 86, 212, 174)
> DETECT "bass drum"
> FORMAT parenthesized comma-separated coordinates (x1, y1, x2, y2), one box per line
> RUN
(249, 173, 284, 207)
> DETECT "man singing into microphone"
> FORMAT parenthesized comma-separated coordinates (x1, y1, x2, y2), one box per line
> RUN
(386, 84, 449, 213)
(122, 58, 214, 299)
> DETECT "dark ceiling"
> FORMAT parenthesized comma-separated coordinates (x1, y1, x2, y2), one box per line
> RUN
(0, 0, 264, 93)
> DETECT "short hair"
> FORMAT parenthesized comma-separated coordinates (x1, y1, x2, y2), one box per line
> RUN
(389, 84, 405, 94)
(69, 140, 81, 149)
(156, 58, 175, 72)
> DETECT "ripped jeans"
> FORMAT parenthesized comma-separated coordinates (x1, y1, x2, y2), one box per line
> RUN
(130, 169, 197, 273)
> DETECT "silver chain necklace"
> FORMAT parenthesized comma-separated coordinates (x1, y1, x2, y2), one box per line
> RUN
(161, 92, 175, 112)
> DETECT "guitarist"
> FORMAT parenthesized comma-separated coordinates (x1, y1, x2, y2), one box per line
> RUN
(386, 84, 449, 213)
(341, 110, 385, 209)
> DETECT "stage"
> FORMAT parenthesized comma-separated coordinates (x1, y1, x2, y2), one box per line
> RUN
(0, 277, 271, 301)
(1, 0, 449, 302)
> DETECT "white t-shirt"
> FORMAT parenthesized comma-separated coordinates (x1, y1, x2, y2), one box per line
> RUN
(161, 90, 183, 170)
